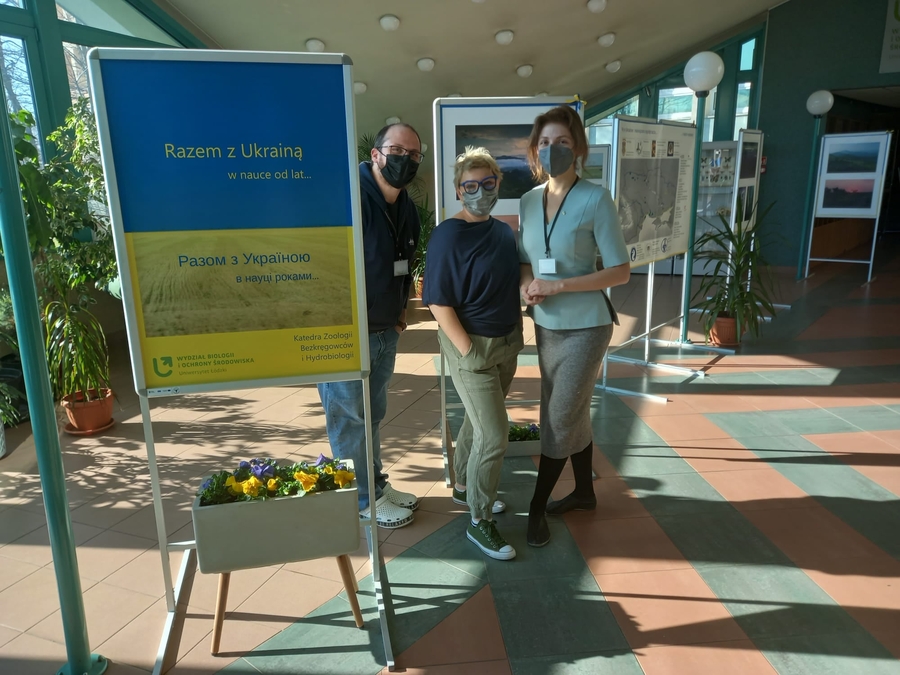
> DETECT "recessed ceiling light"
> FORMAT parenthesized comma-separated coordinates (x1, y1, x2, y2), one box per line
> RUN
(421, 143, 428, 153)
(379, 14, 400, 31)
(305, 38, 325, 52)
(417, 57, 435, 72)
(353, 81, 367, 94)
(536, 91, 549, 96)
(606, 60, 622, 73)
(495, 30, 514, 46)
(516, 64, 533, 78)
(472, 0, 487, 3)
(598, 32, 616, 47)
(587, 0, 607, 12)
(447, 93, 462, 97)
(386, 116, 401, 125)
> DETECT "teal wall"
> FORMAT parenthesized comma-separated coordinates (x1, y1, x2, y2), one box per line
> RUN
(758, 0, 900, 265)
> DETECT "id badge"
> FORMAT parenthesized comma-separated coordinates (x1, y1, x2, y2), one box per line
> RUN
(393, 259, 409, 276)
(538, 258, 557, 275)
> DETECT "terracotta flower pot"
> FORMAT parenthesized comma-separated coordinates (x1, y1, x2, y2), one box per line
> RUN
(709, 316, 739, 347)
(61, 388, 114, 435)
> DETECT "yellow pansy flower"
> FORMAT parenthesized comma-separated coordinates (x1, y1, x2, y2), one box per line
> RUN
(242, 476, 264, 497)
(324, 465, 334, 475)
(334, 469, 355, 488)
(225, 476, 239, 494)
(267, 478, 279, 492)
(294, 471, 319, 492)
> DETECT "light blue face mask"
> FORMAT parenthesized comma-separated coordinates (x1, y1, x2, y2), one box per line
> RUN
(461, 185, 499, 217)
(539, 144, 575, 177)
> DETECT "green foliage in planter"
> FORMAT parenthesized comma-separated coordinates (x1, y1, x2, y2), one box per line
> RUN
(509, 423, 540, 442)
(0, 382, 23, 427)
(691, 195, 779, 342)
(5, 99, 118, 402)
(197, 455, 356, 507)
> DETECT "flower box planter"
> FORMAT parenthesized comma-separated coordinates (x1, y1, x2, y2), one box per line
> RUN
(192, 478, 360, 575)
(505, 438, 541, 457)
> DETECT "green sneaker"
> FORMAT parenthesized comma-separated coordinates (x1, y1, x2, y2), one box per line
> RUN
(451, 487, 506, 514)
(467, 520, 516, 560)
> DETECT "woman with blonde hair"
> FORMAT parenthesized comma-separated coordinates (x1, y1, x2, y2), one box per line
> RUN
(423, 146, 524, 560)
(518, 106, 631, 547)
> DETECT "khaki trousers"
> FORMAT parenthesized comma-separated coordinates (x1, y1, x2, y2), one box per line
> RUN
(439, 324, 524, 520)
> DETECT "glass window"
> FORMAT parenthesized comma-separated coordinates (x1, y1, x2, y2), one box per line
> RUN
(0, 0, 24, 8)
(739, 38, 756, 72)
(587, 94, 639, 146)
(63, 41, 91, 103)
(658, 86, 716, 141)
(0, 35, 40, 140)
(733, 81, 752, 140)
(56, 0, 180, 46)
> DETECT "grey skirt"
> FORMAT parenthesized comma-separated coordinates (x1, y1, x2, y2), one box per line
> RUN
(535, 323, 614, 459)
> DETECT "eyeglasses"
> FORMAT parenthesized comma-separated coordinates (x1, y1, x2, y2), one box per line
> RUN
(378, 145, 425, 164)
(459, 175, 499, 194)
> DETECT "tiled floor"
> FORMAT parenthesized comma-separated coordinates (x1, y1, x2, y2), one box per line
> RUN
(1, 242, 899, 674)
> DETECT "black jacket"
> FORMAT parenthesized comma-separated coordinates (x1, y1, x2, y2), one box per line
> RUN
(358, 162, 421, 332)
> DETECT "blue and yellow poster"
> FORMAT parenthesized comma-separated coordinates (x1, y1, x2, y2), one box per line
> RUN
(89, 51, 365, 394)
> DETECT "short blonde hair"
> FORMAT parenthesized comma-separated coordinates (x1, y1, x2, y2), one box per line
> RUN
(453, 146, 502, 188)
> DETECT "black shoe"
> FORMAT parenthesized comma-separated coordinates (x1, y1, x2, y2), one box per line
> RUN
(527, 513, 550, 547)
(545, 492, 597, 516)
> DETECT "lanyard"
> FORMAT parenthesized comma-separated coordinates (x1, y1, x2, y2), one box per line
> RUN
(542, 177, 578, 257)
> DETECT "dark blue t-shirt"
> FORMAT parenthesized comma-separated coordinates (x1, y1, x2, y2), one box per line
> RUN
(422, 217, 521, 337)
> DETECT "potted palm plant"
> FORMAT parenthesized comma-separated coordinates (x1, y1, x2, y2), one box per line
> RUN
(7, 100, 118, 434)
(692, 196, 779, 346)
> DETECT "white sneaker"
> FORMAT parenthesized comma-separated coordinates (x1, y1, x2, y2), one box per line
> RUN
(383, 482, 419, 511)
(359, 494, 414, 529)
(451, 487, 506, 514)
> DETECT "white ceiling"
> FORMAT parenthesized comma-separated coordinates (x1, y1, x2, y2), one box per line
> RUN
(159, 0, 777, 151)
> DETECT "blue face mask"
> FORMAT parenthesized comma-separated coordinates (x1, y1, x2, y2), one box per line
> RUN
(461, 185, 499, 217)
(539, 144, 574, 177)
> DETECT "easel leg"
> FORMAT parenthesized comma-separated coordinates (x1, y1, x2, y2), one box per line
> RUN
(210, 572, 230, 655)
(337, 555, 364, 628)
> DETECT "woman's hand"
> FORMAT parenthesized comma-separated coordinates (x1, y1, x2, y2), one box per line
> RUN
(527, 278, 563, 299)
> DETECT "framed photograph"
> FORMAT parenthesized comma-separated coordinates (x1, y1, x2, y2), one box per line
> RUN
(815, 131, 891, 218)
(583, 144, 610, 189)
(433, 97, 582, 223)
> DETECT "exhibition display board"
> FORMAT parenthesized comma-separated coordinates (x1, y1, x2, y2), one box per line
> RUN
(804, 130, 892, 282)
(90, 48, 396, 672)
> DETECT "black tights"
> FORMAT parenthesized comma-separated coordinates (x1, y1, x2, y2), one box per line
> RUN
(529, 442, 594, 516)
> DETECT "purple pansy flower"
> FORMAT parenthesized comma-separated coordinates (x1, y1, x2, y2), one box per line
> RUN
(251, 463, 275, 480)
(200, 478, 212, 491)
(239, 460, 251, 470)
(315, 453, 329, 467)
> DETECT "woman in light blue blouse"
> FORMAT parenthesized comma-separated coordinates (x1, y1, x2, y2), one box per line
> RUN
(518, 105, 631, 547)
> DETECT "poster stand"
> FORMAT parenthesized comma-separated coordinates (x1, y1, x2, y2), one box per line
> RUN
(432, 95, 581, 485)
(89, 49, 397, 672)
(594, 116, 721, 403)
(803, 131, 892, 283)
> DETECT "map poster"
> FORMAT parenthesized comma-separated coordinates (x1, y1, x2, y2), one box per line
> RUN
(90, 49, 367, 396)
(614, 119, 695, 267)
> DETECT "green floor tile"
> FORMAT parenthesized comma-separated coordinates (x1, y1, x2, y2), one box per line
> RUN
(510, 651, 645, 675)
(655, 509, 793, 569)
(623, 472, 726, 517)
(408, 515, 488, 581)
(827, 405, 900, 432)
(765, 408, 860, 435)
(484, 520, 583, 583)
(492, 570, 630, 660)
(701, 565, 870, 639)
(759, 369, 836, 386)
(594, 419, 665, 446)
(602, 443, 703, 477)
(755, 631, 900, 674)
(706, 411, 797, 438)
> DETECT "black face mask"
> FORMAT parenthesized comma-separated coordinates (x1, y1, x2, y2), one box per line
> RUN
(379, 153, 418, 189)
